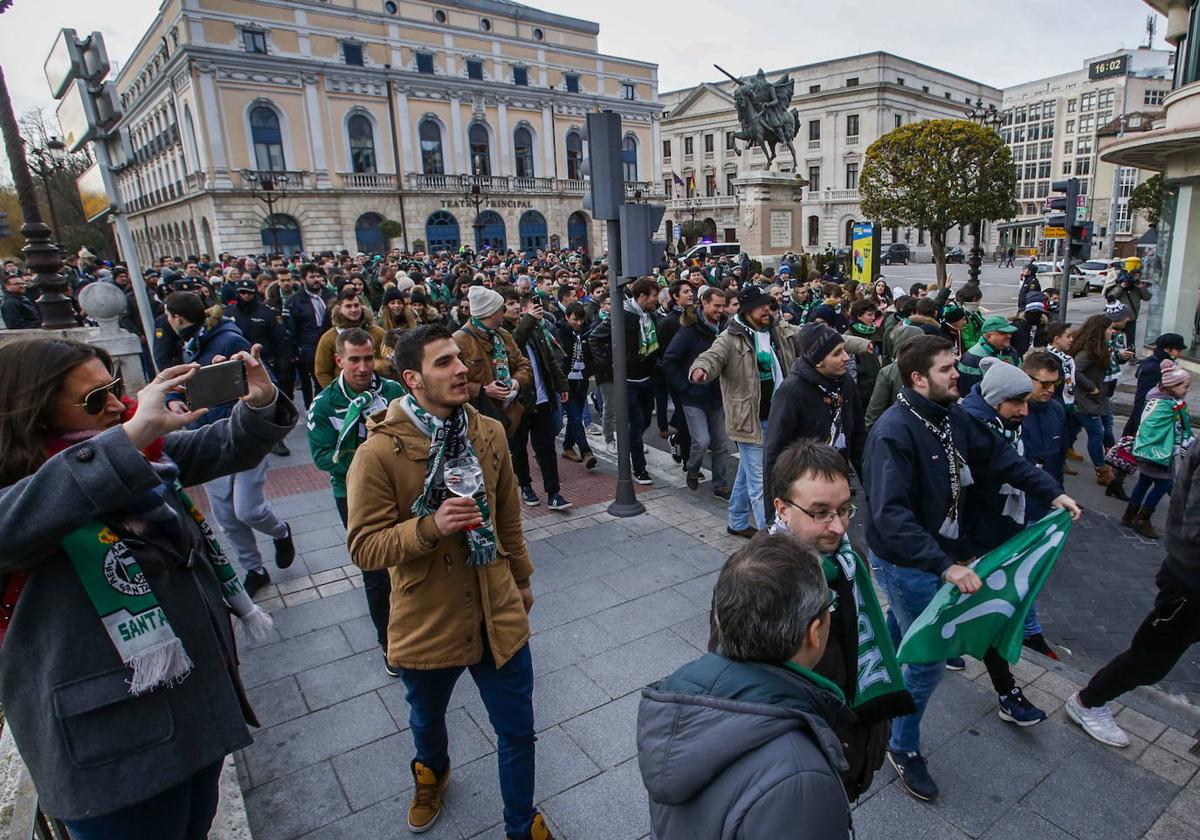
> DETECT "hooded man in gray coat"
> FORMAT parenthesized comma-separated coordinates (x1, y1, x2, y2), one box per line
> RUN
(637, 531, 852, 839)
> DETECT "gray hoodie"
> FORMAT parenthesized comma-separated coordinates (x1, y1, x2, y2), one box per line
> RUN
(637, 653, 852, 840)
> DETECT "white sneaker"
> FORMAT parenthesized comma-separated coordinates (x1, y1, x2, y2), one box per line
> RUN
(1065, 692, 1130, 747)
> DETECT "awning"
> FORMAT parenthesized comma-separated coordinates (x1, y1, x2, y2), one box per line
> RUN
(995, 219, 1044, 230)
(1138, 227, 1158, 245)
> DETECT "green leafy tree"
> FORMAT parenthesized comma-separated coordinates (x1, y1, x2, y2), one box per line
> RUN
(860, 119, 1017, 286)
(680, 219, 706, 243)
(1129, 173, 1164, 227)
(379, 218, 404, 245)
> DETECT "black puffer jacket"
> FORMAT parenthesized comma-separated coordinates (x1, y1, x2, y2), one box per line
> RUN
(662, 314, 724, 408)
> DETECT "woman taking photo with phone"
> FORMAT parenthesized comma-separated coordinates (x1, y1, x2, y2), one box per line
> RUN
(0, 337, 296, 839)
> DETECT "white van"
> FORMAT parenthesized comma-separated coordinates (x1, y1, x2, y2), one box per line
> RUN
(681, 242, 741, 263)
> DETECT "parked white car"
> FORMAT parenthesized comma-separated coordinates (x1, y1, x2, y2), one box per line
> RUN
(1031, 261, 1089, 298)
(1076, 260, 1113, 292)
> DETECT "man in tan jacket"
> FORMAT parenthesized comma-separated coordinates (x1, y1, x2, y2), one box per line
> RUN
(346, 324, 553, 840)
(453, 285, 533, 435)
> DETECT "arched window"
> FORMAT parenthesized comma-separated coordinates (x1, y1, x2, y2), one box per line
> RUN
(474, 210, 507, 250)
(565, 130, 583, 180)
(518, 210, 547, 254)
(622, 135, 638, 182)
(355, 212, 386, 254)
(348, 113, 377, 174)
(261, 213, 302, 255)
(567, 210, 590, 253)
(513, 126, 535, 178)
(469, 123, 491, 176)
(425, 210, 460, 251)
(419, 119, 444, 175)
(250, 106, 285, 172)
(844, 219, 856, 247)
(807, 215, 819, 247)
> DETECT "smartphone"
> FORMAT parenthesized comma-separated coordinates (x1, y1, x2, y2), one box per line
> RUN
(186, 360, 248, 410)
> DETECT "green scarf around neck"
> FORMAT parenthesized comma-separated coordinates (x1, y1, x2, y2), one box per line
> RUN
(398, 394, 497, 565)
(470, 316, 512, 386)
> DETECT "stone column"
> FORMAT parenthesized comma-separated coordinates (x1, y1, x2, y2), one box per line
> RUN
(732, 172, 807, 262)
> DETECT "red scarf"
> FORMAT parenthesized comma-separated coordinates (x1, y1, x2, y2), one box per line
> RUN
(42, 397, 165, 463)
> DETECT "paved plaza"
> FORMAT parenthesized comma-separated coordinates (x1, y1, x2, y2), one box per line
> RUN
(220, 402, 1200, 840)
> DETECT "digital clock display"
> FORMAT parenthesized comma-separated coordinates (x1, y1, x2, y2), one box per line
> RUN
(1089, 55, 1128, 80)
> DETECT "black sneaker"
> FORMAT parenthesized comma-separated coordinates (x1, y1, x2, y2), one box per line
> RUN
(547, 493, 573, 511)
(668, 433, 683, 463)
(520, 485, 540, 506)
(243, 568, 271, 599)
(686, 473, 699, 491)
(274, 524, 296, 569)
(272, 440, 291, 457)
(888, 749, 939, 801)
(633, 470, 653, 485)
(998, 687, 1047, 727)
(583, 453, 597, 470)
(384, 657, 401, 678)
(945, 656, 966, 671)
(712, 486, 731, 500)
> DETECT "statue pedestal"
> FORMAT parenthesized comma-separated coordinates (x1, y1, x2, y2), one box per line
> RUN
(733, 172, 807, 265)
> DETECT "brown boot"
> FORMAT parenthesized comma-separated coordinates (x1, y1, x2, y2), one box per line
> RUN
(1121, 503, 1139, 527)
(1133, 510, 1160, 540)
(1066, 448, 1084, 461)
(408, 760, 451, 832)
(1064, 462, 1078, 475)
(1095, 465, 1114, 486)
(508, 812, 557, 840)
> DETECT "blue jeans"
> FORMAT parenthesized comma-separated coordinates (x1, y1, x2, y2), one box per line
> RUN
(871, 554, 947, 754)
(682, 403, 731, 489)
(1024, 602, 1043, 638)
(1075, 413, 1107, 468)
(1131, 474, 1173, 511)
(729, 421, 768, 530)
(62, 761, 223, 840)
(562, 380, 592, 455)
(626, 379, 656, 473)
(401, 641, 536, 837)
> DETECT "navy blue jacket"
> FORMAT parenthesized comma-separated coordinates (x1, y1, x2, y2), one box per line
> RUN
(1021, 397, 1067, 522)
(1127, 348, 1171, 436)
(172, 318, 252, 427)
(662, 317, 724, 408)
(284, 289, 334, 360)
(863, 388, 1062, 576)
(960, 386, 1060, 554)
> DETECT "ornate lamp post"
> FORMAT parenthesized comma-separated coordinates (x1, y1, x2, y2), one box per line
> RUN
(463, 175, 489, 250)
(28, 137, 67, 244)
(0, 65, 74, 328)
(965, 98, 1004, 286)
(240, 169, 291, 255)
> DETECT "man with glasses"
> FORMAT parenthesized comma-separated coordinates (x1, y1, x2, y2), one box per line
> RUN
(1, 273, 41, 330)
(711, 440, 913, 801)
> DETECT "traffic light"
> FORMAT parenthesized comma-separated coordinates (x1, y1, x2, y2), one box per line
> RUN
(1069, 221, 1094, 261)
(0, 211, 11, 239)
(582, 111, 624, 221)
(1046, 178, 1079, 230)
(619, 203, 667, 277)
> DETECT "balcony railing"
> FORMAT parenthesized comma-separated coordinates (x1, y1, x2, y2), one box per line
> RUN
(846, 135, 860, 146)
(807, 140, 821, 150)
(404, 173, 658, 197)
(822, 188, 860, 202)
(338, 172, 399, 191)
(236, 170, 315, 191)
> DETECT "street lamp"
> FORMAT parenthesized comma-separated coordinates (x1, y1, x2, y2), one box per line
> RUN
(966, 98, 1004, 286)
(240, 169, 291, 255)
(463, 175, 489, 250)
(28, 137, 67, 244)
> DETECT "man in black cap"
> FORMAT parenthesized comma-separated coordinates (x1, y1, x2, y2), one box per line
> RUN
(152, 276, 202, 370)
(224, 278, 294, 455)
(691, 284, 801, 537)
(763, 323, 865, 510)
(1124, 332, 1188, 437)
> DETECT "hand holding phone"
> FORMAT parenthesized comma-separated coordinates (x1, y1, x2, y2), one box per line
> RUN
(186, 359, 248, 410)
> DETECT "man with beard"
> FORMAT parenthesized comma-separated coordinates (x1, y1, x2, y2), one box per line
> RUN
(285, 263, 336, 406)
(862, 335, 1080, 802)
(225, 278, 294, 454)
(315, 288, 387, 388)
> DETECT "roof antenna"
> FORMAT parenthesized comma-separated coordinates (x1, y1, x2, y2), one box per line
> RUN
(1146, 14, 1157, 49)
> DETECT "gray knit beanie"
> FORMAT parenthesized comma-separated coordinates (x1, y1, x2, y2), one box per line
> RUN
(979, 356, 1032, 407)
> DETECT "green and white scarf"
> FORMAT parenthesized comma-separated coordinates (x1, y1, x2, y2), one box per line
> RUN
(333, 375, 401, 464)
(958, 339, 1019, 378)
(767, 520, 912, 721)
(62, 483, 273, 696)
(624, 297, 659, 357)
(469, 317, 511, 387)
(398, 393, 497, 566)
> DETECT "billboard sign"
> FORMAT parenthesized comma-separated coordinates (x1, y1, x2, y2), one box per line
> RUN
(851, 222, 878, 284)
(77, 162, 111, 222)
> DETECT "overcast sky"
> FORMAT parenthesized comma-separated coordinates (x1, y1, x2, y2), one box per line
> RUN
(0, 0, 1167, 139)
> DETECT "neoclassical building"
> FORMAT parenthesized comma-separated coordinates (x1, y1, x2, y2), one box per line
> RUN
(659, 53, 1001, 259)
(103, 0, 663, 261)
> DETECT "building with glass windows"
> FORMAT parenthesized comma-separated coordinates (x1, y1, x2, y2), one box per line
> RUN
(658, 53, 1000, 259)
(103, 0, 662, 260)
(1103, 2, 1200, 359)
(993, 47, 1173, 259)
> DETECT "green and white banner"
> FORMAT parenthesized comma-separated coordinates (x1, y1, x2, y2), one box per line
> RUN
(897, 510, 1072, 665)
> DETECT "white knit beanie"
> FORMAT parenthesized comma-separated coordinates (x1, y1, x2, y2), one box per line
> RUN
(468, 285, 504, 318)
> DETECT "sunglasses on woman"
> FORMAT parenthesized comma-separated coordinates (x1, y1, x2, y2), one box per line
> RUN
(73, 378, 123, 415)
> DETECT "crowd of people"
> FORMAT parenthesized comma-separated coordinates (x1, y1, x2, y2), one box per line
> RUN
(1, 240, 1198, 839)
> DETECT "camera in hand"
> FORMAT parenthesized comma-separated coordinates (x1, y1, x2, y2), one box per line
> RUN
(186, 359, 248, 410)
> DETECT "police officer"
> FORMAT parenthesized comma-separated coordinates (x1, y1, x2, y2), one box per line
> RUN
(152, 277, 201, 371)
(224, 277, 293, 455)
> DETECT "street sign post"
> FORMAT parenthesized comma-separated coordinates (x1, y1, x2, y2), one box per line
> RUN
(1043, 226, 1066, 239)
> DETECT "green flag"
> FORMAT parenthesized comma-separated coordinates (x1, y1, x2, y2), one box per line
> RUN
(897, 509, 1072, 665)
